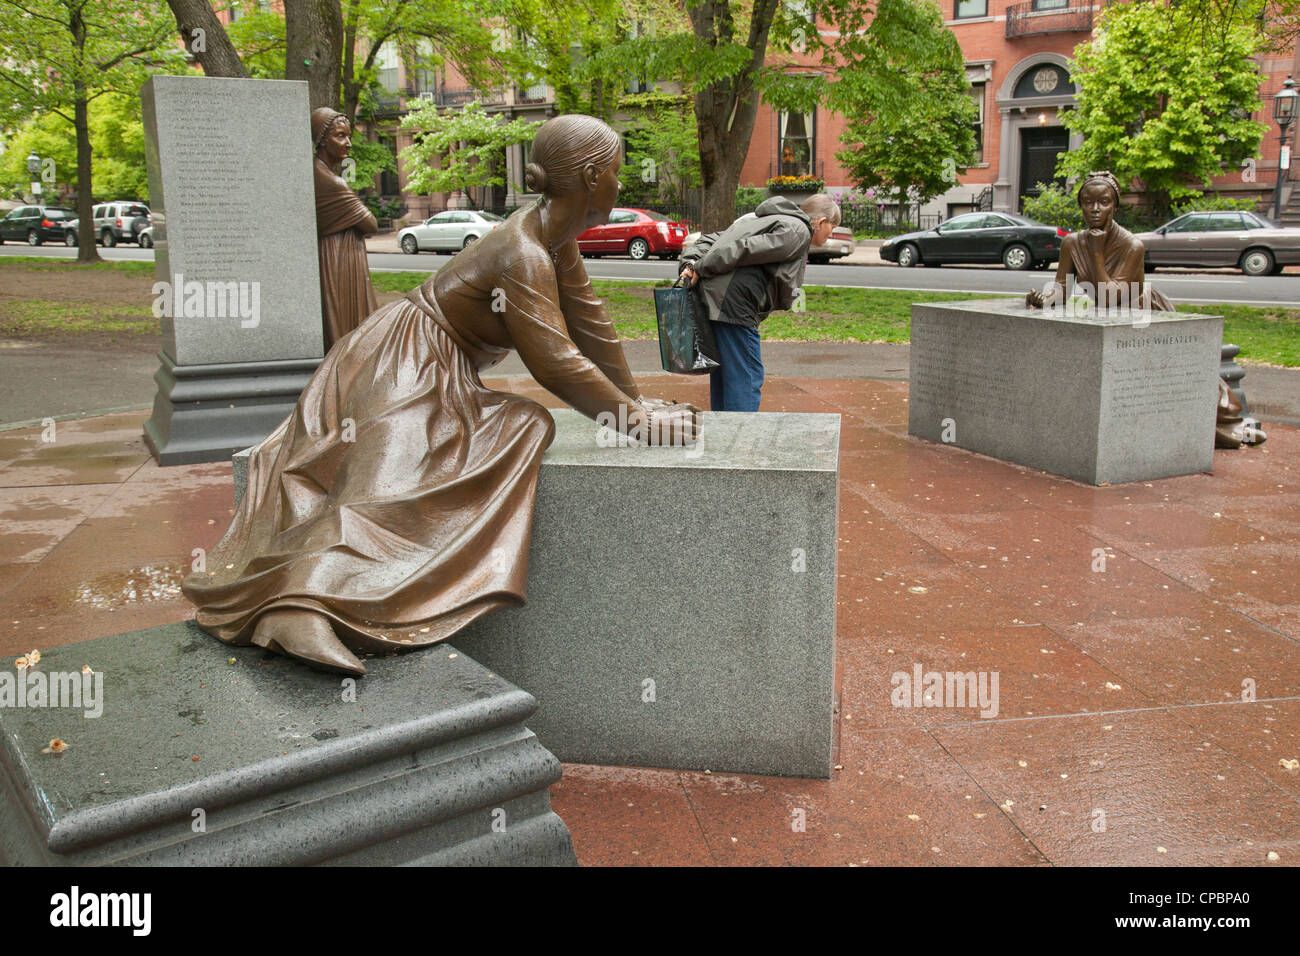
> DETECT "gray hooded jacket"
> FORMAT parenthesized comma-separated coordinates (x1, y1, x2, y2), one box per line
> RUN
(678, 197, 812, 327)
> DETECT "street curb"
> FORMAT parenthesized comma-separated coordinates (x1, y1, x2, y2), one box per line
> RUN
(0, 403, 151, 433)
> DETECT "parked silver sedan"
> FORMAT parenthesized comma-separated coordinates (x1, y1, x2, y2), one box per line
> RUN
(1137, 210, 1300, 276)
(397, 210, 503, 254)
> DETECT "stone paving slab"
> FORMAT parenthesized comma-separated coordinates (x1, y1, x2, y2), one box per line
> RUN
(0, 375, 1296, 866)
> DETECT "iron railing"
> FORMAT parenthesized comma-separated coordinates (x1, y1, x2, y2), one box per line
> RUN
(1006, 0, 1092, 38)
(401, 89, 508, 107)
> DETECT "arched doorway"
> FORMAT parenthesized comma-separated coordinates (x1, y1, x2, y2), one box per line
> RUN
(994, 55, 1080, 212)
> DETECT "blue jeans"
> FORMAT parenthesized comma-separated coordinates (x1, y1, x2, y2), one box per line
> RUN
(708, 321, 764, 412)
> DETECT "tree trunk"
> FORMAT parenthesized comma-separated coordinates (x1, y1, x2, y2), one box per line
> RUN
(68, 5, 99, 263)
(73, 86, 99, 263)
(164, 0, 249, 77)
(341, 4, 359, 124)
(285, 0, 343, 111)
(688, 0, 779, 232)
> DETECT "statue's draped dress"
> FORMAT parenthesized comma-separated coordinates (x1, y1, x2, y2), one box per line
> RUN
(314, 156, 378, 349)
(181, 209, 641, 652)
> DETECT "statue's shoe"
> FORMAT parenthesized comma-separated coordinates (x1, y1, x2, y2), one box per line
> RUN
(250, 608, 367, 676)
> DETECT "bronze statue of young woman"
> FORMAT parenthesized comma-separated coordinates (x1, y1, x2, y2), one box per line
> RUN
(1026, 171, 1265, 448)
(182, 114, 699, 675)
(312, 107, 379, 348)
(1026, 170, 1173, 312)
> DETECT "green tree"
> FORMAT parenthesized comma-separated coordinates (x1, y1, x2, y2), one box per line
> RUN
(1179, 0, 1300, 54)
(1059, 1, 1267, 218)
(1, 92, 152, 201)
(87, 93, 151, 200)
(165, 0, 503, 119)
(399, 100, 541, 205)
(1020, 182, 1085, 232)
(225, 4, 288, 79)
(620, 93, 701, 206)
(581, 0, 985, 230)
(0, 0, 183, 260)
(832, 0, 976, 224)
(487, 0, 658, 120)
(0, 114, 77, 202)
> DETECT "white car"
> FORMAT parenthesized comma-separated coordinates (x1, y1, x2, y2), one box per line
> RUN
(398, 210, 503, 254)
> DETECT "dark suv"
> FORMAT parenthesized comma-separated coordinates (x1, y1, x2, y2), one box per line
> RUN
(0, 205, 77, 245)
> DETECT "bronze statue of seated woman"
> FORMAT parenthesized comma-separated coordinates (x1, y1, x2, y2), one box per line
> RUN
(1026, 170, 1174, 313)
(1026, 170, 1264, 448)
(182, 115, 699, 675)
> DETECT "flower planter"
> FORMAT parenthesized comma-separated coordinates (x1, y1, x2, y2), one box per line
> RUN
(767, 188, 818, 204)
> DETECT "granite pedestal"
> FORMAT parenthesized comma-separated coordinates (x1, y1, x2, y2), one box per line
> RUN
(141, 76, 324, 465)
(0, 623, 576, 866)
(908, 300, 1223, 485)
(235, 411, 841, 779)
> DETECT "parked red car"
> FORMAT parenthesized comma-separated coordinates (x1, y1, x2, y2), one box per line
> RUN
(577, 207, 689, 260)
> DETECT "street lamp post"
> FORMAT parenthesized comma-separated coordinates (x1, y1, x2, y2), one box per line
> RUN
(25, 152, 41, 202)
(1272, 75, 1296, 223)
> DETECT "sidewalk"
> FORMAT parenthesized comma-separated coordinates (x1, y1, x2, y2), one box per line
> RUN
(1, 375, 1296, 865)
(8, 339, 1297, 431)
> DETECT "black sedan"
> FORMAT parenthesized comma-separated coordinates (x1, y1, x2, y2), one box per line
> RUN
(0, 205, 77, 246)
(880, 212, 1068, 270)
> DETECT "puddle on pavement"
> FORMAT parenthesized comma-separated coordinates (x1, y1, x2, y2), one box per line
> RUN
(70, 564, 187, 612)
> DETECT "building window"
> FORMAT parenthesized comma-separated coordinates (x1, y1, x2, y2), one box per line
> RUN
(1013, 64, 1074, 99)
(519, 141, 532, 191)
(1032, 0, 1068, 8)
(969, 81, 986, 162)
(376, 42, 400, 96)
(625, 20, 650, 92)
(954, 0, 987, 18)
(779, 111, 814, 177)
(518, 81, 548, 103)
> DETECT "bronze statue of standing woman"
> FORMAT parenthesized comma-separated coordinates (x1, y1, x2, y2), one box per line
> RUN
(311, 107, 378, 349)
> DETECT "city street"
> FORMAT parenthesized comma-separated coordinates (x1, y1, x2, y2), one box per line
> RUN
(4, 242, 1298, 307)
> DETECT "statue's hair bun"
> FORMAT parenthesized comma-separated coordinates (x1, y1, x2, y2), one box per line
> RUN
(524, 162, 548, 193)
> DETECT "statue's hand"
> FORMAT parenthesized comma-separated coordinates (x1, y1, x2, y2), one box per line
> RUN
(641, 402, 700, 447)
(1026, 281, 1062, 310)
(1081, 227, 1107, 259)
(639, 396, 679, 412)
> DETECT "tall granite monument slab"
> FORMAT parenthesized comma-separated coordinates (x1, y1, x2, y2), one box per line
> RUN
(141, 76, 324, 465)
(908, 300, 1223, 485)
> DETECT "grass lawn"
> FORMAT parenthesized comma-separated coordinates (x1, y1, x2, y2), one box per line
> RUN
(1, 256, 157, 277)
(3, 257, 1297, 366)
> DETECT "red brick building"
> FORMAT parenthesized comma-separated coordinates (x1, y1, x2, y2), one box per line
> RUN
(739, 1, 1300, 219)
